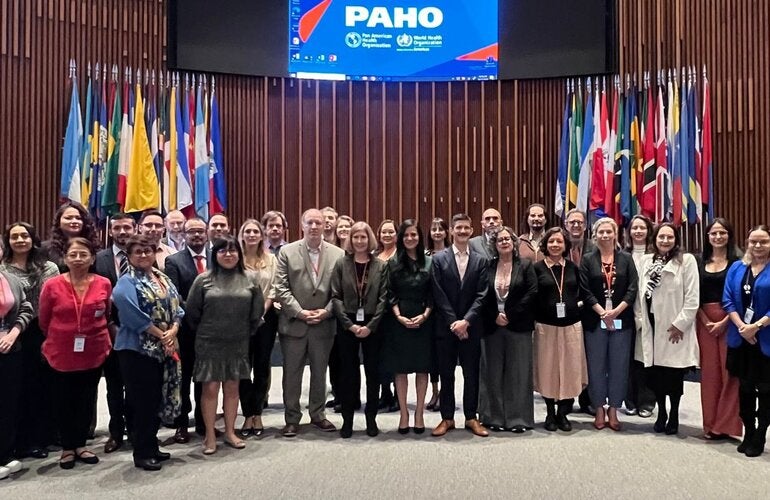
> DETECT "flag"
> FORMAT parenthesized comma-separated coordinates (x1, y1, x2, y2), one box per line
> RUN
(194, 83, 210, 220)
(566, 87, 583, 211)
(605, 85, 624, 222)
(701, 72, 714, 222)
(209, 85, 226, 213)
(101, 70, 121, 215)
(124, 79, 160, 212)
(687, 73, 701, 223)
(640, 82, 656, 218)
(181, 78, 197, 218)
(629, 83, 642, 217)
(668, 72, 682, 226)
(162, 74, 174, 212)
(175, 81, 194, 210)
(117, 69, 134, 207)
(146, 77, 162, 212)
(619, 86, 632, 222)
(590, 83, 609, 211)
(654, 78, 670, 223)
(554, 83, 572, 218)
(80, 74, 93, 204)
(89, 70, 108, 220)
(577, 81, 596, 212)
(679, 71, 691, 225)
(60, 71, 83, 203)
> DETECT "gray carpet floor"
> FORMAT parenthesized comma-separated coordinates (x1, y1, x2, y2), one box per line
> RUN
(2, 367, 769, 499)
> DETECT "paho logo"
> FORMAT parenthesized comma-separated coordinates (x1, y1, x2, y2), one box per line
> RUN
(345, 6, 444, 29)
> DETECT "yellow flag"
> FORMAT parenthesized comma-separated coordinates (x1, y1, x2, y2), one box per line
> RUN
(124, 83, 160, 213)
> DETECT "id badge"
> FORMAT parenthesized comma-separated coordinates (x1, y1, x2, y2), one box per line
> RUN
(73, 336, 86, 353)
(556, 302, 566, 319)
(744, 307, 755, 324)
(356, 308, 365, 322)
(605, 298, 613, 312)
(94, 309, 105, 318)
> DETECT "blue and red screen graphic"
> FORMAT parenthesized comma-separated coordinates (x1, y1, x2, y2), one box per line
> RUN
(288, 0, 498, 81)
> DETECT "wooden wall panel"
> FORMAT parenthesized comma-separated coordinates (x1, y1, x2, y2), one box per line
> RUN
(1, 0, 768, 244)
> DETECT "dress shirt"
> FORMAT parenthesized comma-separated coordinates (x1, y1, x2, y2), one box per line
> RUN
(453, 244, 469, 281)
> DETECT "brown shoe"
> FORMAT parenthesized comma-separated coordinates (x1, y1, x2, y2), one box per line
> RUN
(281, 424, 299, 437)
(465, 419, 489, 437)
(104, 437, 123, 453)
(311, 419, 337, 432)
(173, 428, 190, 444)
(431, 419, 456, 437)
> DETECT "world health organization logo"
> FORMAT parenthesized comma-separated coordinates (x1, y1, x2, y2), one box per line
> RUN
(345, 32, 362, 48)
(396, 33, 413, 47)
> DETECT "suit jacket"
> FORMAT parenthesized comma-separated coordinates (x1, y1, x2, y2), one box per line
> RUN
(469, 235, 494, 260)
(331, 255, 388, 333)
(164, 247, 211, 302)
(481, 257, 538, 333)
(274, 239, 345, 338)
(94, 247, 121, 326)
(431, 247, 489, 337)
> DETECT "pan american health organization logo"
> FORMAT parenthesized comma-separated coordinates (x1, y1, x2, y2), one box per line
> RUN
(345, 32, 363, 48)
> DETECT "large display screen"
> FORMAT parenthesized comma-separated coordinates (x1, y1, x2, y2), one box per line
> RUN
(288, 0, 498, 81)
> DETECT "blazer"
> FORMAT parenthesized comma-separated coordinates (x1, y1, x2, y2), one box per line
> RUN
(723, 260, 770, 357)
(481, 257, 537, 333)
(469, 235, 494, 260)
(165, 247, 211, 302)
(0, 271, 33, 354)
(579, 249, 638, 331)
(431, 246, 489, 337)
(331, 255, 388, 333)
(634, 253, 700, 368)
(94, 247, 121, 327)
(274, 239, 345, 338)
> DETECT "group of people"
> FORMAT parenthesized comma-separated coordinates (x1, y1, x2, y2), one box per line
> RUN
(0, 201, 768, 479)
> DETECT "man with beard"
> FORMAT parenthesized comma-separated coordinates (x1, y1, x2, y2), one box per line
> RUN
(321, 206, 339, 245)
(163, 210, 187, 252)
(469, 208, 503, 259)
(518, 203, 548, 262)
(93, 213, 136, 453)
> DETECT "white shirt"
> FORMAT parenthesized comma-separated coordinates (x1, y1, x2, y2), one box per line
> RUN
(453, 244, 469, 281)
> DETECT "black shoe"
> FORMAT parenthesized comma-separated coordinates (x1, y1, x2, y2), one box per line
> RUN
(28, 448, 49, 459)
(744, 430, 767, 458)
(365, 416, 379, 437)
(664, 418, 679, 435)
(334, 404, 342, 414)
(134, 458, 162, 471)
(654, 413, 668, 433)
(413, 426, 425, 435)
(511, 425, 528, 434)
(738, 429, 755, 454)
(325, 399, 338, 408)
(544, 415, 557, 432)
(398, 427, 410, 435)
(388, 401, 400, 413)
(555, 414, 572, 432)
(155, 451, 171, 462)
(76, 450, 99, 465)
(340, 425, 353, 439)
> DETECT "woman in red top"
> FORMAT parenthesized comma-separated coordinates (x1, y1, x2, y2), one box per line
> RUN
(39, 237, 112, 470)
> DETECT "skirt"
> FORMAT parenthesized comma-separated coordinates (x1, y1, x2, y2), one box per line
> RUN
(727, 342, 770, 384)
(533, 322, 588, 400)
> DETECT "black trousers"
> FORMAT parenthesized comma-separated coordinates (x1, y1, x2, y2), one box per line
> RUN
(15, 320, 55, 452)
(0, 350, 23, 465)
(240, 308, 278, 417)
(103, 348, 132, 440)
(174, 325, 203, 431)
(437, 332, 481, 421)
(51, 366, 101, 451)
(646, 366, 687, 397)
(119, 350, 162, 460)
(626, 360, 656, 411)
(337, 324, 381, 418)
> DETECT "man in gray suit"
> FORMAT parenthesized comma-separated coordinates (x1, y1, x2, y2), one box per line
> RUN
(468, 207, 502, 259)
(274, 208, 345, 437)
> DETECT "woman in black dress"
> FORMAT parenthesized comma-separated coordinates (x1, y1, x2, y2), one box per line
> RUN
(425, 217, 450, 410)
(383, 219, 433, 434)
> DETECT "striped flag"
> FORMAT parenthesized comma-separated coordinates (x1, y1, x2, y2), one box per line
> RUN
(194, 82, 210, 220)
(701, 71, 714, 222)
(619, 86, 632, 222)
(101, 68, 121, 215)
(117, 69, 134, 208)
(589, 83, 609, 212)
(209, 83, 227, 213)
(175, 80, 194, 210)
(654, 76, 670, 223)
(687, 71, 701, 223)
(60, 66, 83, 203)
(679, 70, 691, 225)
(554, 82, 572, 218)
(566, 87, 583, 211)
(640, 81, 656, 218)
(577, 80, 596, 212)
(668, 71, 682, 226)
(605, 84, 624, 222)
(80, 73, 93, 204)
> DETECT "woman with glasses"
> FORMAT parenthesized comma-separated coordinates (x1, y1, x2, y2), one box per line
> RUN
(186, 235, 264, 454)
(696, 218, 742, 440)
(38, 237, 112, 469)
(724, 225, 770, 457)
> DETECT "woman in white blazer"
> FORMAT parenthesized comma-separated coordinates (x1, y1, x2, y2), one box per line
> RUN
(634, 223, 699, 435)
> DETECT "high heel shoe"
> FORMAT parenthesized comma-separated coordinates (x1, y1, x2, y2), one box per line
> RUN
(426, 392, 439, 411)
(593, 407, 607, 430)
(398, 427, 410, 435)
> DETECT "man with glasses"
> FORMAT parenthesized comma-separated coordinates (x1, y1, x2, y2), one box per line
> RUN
(165, 218, 211, 443)
(273, 208, 345, 437)
(163, 210, 187, 252)
(138, 210, 176, 270)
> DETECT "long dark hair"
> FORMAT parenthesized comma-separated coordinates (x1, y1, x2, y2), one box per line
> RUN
(652, 222, 681, 260)
(2, 221, 48, 280)
(426, 217, 450, 253)
(624, 214, 654, 252)
(210, 234, 245, 276)
(48, 201, 100, 258)
(702, 217, 740, 263)
(395, 219, 426, 269)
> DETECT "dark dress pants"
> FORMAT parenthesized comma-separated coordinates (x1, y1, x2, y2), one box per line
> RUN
(240, 308, 278, 417)
(0, 351, 23, 465)
(337, 321, 381, 418)
(15, 320, 55, 452)
(51, 366, 101, 451)
(103, 348, 132, 440)
(437, 332, 481, 421)
(119, 350, 162, 460)
(174, 325, 203, 432)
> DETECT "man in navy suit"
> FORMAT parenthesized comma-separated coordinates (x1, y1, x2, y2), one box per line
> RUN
(164, 217, 210, 443)
(431, 213, 489, 437)
(93, 213, 136, 453)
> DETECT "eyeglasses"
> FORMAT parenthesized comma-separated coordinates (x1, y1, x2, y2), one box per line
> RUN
(748, 240, 770, 247)
(566, 220, 585, 226)
(216, 248, 238, 255)
(497, 237, 513, 243)
(131, 248, 155, 256)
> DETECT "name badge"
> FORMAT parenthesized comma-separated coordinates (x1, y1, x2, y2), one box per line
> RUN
(556, 302, 566, 319)
(94, 309, 105, 318)
(356, 308, 365, 323)
(73, 336, 86, 353)
(605, 298, 613, 312)
(600, 319, 623, 330)
(744, 307, 755, 324)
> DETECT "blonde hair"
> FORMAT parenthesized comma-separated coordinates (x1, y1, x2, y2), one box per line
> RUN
(742, 225, 770, 265)
(344, 221, 378, 254)
(591, 217, 619, 246)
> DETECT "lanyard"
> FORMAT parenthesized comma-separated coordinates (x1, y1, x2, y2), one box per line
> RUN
(355, 261, 370, 307)
(68, 278, 89, 335)
(744, 265, 766, 309)
(546, 259, 566, 302)
(309, 248, 322, 277)
(601, 254, 615, 298)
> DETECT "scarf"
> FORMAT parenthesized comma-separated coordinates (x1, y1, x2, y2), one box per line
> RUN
(644, 255, 668, 299)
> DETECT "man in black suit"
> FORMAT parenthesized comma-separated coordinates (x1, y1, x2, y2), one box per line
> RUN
(468, 207, 502, 259)
(93, 213, 136, 453)
(431, 213, 489, 437)
(164, 217, 209, 443)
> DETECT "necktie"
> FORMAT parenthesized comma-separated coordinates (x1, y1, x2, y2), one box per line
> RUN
(194, 255, 205, 274)
(118, 251, 130, 277)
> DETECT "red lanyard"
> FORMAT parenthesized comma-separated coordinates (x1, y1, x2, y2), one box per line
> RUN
(601, 254, 615, 297)
(68, 278, 89, 335)
(546, 259, 566, 302)
(355, 261, 370, 304)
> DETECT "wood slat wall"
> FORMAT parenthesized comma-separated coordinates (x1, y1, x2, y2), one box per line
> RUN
(1, 0, 768, 241)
